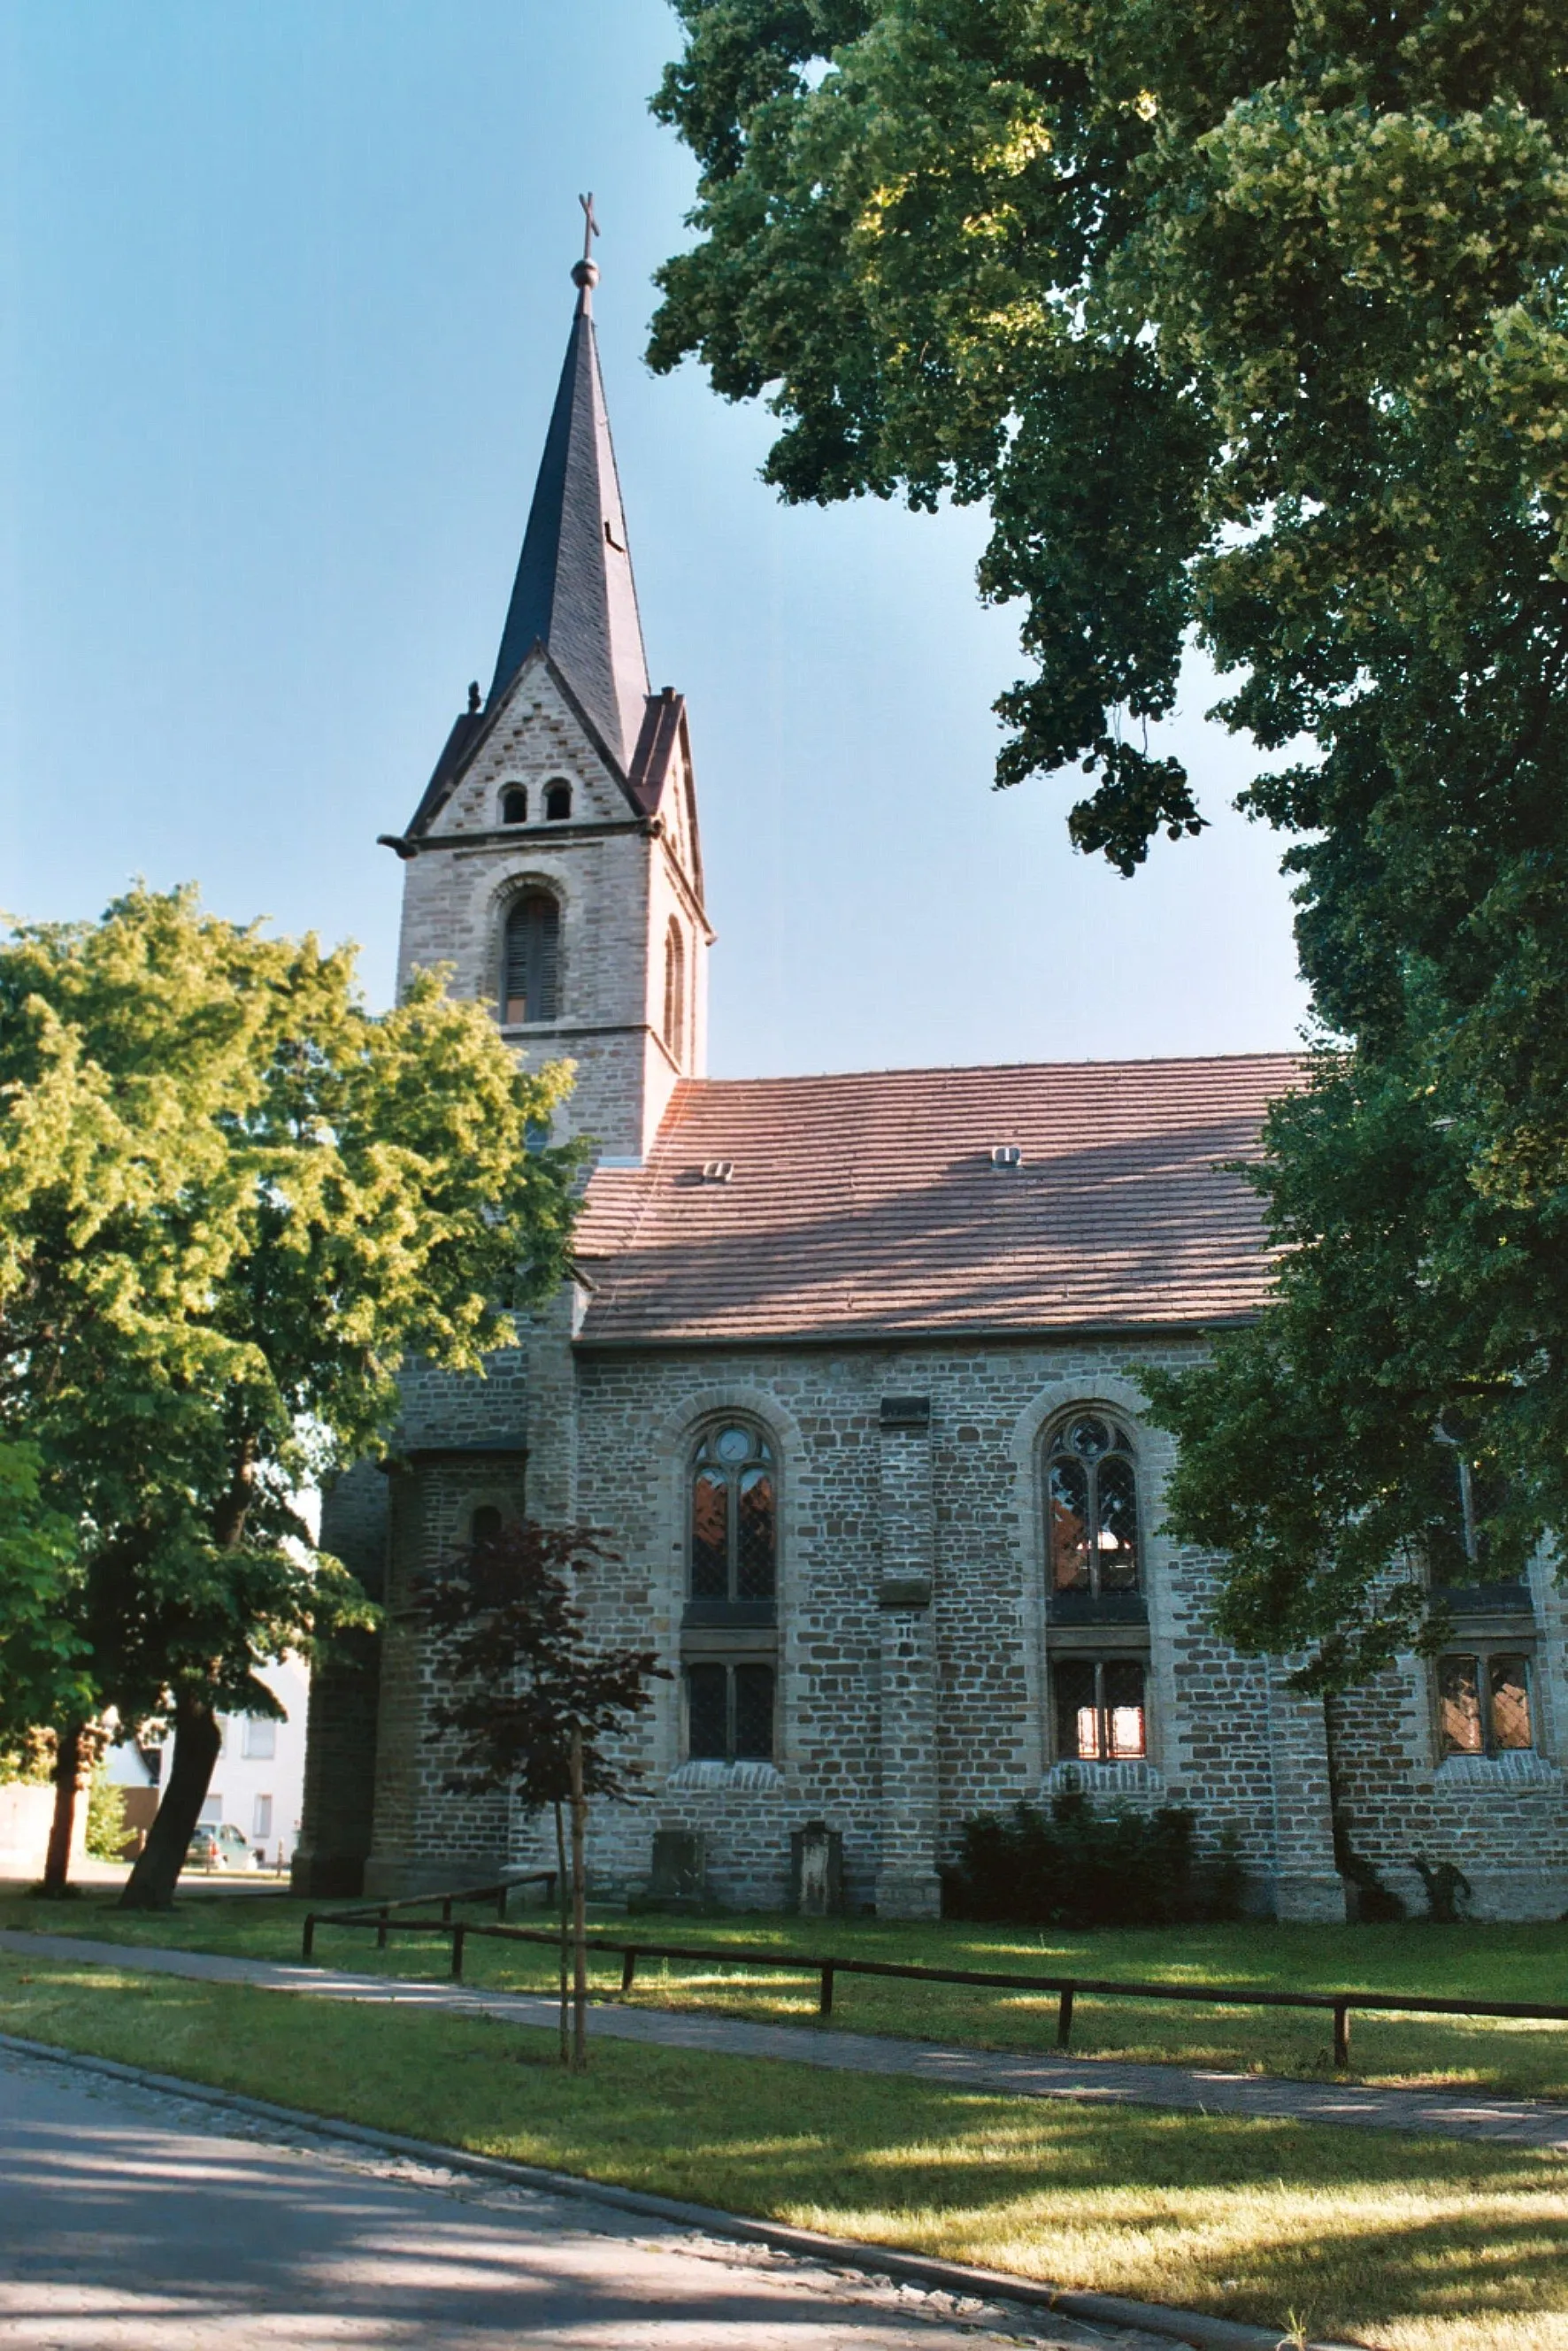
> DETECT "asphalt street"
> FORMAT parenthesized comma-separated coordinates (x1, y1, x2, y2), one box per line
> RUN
(0, 2046, 1149, 2351)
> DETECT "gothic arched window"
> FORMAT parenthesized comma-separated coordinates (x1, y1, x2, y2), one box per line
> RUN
(663, 919, 685, 1059)
(500, 785, 527, 826)
(1046, 1414, 1139, 1595)
(690, 1423, 775, 1606)
(502, 891, 560, 1026)
(543, 779, 573, 821)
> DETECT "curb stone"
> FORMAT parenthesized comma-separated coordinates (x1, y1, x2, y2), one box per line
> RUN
(0, 2029, 1372, 2351)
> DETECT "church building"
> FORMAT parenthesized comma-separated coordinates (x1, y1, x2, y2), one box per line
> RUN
(295, 247, 1568, 1925)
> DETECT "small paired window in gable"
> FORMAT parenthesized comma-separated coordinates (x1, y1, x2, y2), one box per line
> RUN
(502, 892, 560, 1026)
(543, 778, 573, 822)
(500, 785, 527, 826)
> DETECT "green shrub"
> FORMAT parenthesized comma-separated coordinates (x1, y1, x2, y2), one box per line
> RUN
(942, 1786, 1243, 1928)
(83, 1770, 127, 1863)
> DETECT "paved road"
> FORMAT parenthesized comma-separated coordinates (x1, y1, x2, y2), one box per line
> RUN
(0, 2046, 1153, 2351)
(7, 1928, 1568, 2151)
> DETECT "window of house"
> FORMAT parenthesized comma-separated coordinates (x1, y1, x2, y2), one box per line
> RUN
(543, 779, 572, 821)
(1438, 1651, 1533, 1757)
(242, 1717, 276, 1760)
(502, 891, 560, 1025)
(199, 1794, 223, 1825)
(663, 918, 685, 1059)
(500, 785, 527, 825)
(252, 1793, 273, 1841)
(686, 1661, 775, 1762)
(1052, 1657, 1147, 1760)
(690, 1424, 776, 1605)
(1047, 1415, 1139, 1594)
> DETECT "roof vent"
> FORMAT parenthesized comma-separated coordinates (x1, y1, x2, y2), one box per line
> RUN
(700, 1159, 734, 1184)
(991, 1144, 1023, 1170)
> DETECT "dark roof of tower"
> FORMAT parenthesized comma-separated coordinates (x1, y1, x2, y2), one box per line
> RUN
(486, 275, 649, 771)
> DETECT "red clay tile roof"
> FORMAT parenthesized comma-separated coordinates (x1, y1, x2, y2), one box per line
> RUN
(574, 1054, 1301, 1346)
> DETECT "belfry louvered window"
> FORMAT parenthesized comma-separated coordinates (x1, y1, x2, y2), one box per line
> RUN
(502, 892, 559, 1026)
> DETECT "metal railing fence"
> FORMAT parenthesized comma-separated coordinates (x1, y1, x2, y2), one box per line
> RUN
(299, 1889, 1568, 2071)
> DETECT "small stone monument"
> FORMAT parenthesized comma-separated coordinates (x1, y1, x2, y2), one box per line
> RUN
(642, 1828, 707, 1911)
(790, 1820, 844, 1917)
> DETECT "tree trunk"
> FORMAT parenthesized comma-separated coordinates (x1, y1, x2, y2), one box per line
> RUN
(554, 1799, 569, 2068)
(41, 1724, 88, 1897)
(569, 1725, 587, 2074)
(118, 1689, 222, 1910)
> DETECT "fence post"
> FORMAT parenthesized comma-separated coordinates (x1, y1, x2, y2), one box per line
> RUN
(620, 1948, 637, 1995)
(1057, 1985, 1075, 2052)
(1333, 2001, 1350, 2071)
(819, 1963, 835, 2018)
(451, 1922, 466, 1982)
(376, 1906, 388, 1951)
(496, 1884, 508, 1921)
(442, 1895, 453, 1924)
(303, 1914, 315, 1962)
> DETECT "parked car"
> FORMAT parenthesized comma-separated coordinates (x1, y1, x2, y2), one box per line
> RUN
(185, 1822, 259, 1873)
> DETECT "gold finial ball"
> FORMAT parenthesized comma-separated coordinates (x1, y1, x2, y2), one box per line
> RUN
(572, 257, 601, 291)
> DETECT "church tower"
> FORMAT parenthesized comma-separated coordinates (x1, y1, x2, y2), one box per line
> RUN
(382, 232, 711, 1164)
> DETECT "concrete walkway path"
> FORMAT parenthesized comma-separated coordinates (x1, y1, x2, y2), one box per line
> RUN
(6, 1927, 1568, 2152)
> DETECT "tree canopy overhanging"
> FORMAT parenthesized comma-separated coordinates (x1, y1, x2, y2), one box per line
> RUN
(651, 1, 1568, 1672)
(0, 887, 583, 1897)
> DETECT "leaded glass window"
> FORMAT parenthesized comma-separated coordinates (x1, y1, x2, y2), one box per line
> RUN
(1438, 1650, 1533, 1757)
(689, 1424, 775, 1605)
(1051, 1658, 1147, 1761)
(1047, 1415, 1139, 1595)
(685, 1661, 775, 1763)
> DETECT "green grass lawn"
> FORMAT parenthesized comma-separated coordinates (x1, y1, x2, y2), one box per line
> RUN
(4, 1948, 1567, 2351)
(8, 1884, 1568, 2101)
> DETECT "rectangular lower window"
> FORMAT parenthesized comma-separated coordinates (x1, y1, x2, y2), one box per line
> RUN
(1439, 1650, 1532, 1757)
(252, 1794, 273, 1840)
(684, 1662, 775, 1763)
(1052, 1657, 1146, 1761)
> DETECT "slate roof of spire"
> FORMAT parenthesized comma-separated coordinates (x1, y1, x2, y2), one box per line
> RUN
(573, 1054, 1301, 1345)
(487, 269, 649, 771)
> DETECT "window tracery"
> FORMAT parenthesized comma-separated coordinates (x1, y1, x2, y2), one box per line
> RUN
(1046, 1414, 1139, 1596)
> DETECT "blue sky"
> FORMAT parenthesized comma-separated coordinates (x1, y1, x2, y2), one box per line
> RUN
(0, 0, 1309, 1077)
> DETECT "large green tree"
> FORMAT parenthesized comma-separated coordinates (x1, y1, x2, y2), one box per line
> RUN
(0, 888, 580, 1902)
(650, 0, 1568, 1669)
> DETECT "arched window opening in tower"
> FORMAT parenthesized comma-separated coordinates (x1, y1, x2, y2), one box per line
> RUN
(502, 891, 560, 1026)
(500, 785, 527, 826)
(543, 779, 573, 821)
(663, 918, 685, 1059)
(1046, 1414, 1139, 1595)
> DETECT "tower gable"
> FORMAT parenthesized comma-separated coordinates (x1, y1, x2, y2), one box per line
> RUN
(385, 249, 711, 1165)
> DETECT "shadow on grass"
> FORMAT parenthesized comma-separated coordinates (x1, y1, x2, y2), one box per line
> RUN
(4, 1952, 1568, 2345)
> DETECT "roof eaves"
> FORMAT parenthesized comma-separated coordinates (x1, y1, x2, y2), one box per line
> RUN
(571, 1311, 1262, 1354)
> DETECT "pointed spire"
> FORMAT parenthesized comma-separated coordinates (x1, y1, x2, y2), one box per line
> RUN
(487, 201, 650, 772)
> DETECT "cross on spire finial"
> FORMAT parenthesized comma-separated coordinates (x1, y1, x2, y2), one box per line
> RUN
(572, 193, 602, 306)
